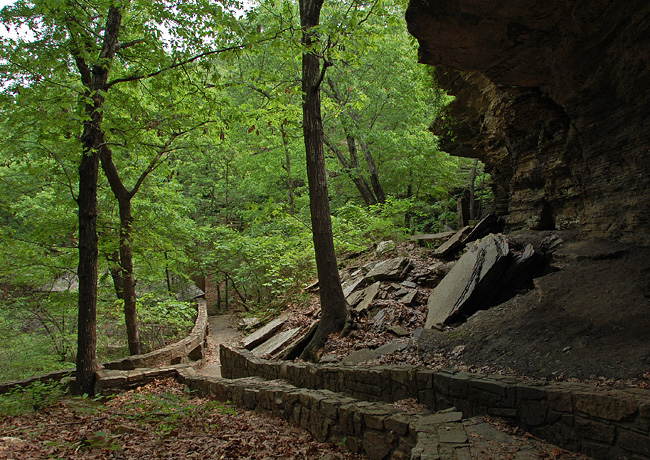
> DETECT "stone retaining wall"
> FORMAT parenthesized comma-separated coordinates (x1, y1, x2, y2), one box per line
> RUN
(0, 299, 208, 395)
(177, 370, 419, 459)
(220, 344, 650, 460)
(103, 299, 208, 370)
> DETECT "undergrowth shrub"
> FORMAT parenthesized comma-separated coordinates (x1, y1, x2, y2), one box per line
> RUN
(104, 294, 196, 354)
(0, 379, 66, 416)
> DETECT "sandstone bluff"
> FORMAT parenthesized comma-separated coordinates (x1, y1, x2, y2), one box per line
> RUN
(406, 0, 650, 245)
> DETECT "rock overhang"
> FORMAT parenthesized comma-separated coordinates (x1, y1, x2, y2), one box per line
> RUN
(405, 0, 650, 245)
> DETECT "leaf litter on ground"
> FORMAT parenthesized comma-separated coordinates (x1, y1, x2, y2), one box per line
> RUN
(0, 378, 364, 459)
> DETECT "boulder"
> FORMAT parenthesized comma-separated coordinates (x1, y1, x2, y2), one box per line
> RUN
(425, 234, 509, 328)
(365, 257, 413, 281)
(376, 240, 397, 255)
(176, 284, 205, 302)
(239, 317, 262, 330)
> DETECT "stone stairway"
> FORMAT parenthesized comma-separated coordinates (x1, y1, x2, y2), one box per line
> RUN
(177, 367, 562, 460)
(212, 344, 650, 460)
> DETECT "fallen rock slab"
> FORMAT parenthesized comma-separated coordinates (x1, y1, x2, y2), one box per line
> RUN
(242, 315, 287, 350)
(400, 289, 417, 306)
(355, 282, 381, 312)
(388, 325, 410, 337)
(346, 289, 366, 307)
(251, 327, 301, 357)
(342, 276, 365, 297)
(409, 231, 455, 246)
(342, 341, 408, 364)
(464, 214, 500, 244)
(281, 320, 319, 360)
(342, 348, 377, 364)
(425, 234, 509, 328)
(433, 226, 472, 258)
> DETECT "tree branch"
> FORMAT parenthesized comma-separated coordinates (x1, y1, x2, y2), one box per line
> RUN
(117, 38, 146, 50)
(106, 28, 292, 89)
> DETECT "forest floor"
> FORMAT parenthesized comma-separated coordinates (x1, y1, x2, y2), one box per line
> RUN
(0, 378, 363, 459)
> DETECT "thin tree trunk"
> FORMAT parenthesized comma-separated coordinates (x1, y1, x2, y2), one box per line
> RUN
(358, 138, 386, 203)
(117, 199, 140, 355)
(216, 274, 221, 311)
(326, 78, 385, 204)
(100, 131, 175, 355)
(281, 123, 296, 215)
(100, 148, 140, 355)
(221, 271, 249, 312)
(469, 158, 479, 220)
(107, 250, 125, 300)
(299, 0, 349, 362)
(323, 133, 377, 205)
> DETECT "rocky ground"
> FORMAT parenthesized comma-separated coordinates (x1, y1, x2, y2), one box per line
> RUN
(263, 230, 650, 389)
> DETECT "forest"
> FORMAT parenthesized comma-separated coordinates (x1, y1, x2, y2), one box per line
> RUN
(0, 0, 490, 392)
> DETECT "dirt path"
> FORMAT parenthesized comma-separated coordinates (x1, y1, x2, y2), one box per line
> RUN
(199, 314, 242, 378)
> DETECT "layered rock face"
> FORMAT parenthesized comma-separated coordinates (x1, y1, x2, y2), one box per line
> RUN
(406, 0, 650, 244)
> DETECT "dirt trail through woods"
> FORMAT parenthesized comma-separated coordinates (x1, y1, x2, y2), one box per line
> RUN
(199, 314, 241, 378)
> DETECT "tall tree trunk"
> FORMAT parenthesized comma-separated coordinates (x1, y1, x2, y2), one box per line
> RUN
(73, 5, 123, 396)
(299, 0, 349, 361)
(76, 140, 101, 396)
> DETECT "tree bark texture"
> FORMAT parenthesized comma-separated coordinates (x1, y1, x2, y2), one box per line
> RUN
(299, 0, 349, 361)
(74, 5, 123, 395)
